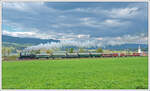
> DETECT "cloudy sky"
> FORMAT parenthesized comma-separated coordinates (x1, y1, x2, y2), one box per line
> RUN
(2, 2, 148, 45)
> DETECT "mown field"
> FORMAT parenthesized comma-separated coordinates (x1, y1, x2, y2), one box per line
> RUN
(2, 57, 148, 89)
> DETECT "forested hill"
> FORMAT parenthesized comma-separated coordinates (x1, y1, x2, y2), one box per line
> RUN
(2, 35, 59, 45)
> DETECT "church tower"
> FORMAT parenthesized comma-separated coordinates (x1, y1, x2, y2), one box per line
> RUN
(138, 45, 141, 53)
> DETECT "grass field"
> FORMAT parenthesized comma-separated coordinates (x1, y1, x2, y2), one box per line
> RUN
(2, 57, 148, 89)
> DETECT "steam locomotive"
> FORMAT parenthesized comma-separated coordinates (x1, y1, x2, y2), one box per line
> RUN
(19, 52, 142, 60)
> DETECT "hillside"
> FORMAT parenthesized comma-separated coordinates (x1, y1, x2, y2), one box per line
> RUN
(2, 35, 59, 45)
(2, 35, 59, 49)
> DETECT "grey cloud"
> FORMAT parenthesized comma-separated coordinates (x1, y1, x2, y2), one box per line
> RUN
(2, 2, 148, 41)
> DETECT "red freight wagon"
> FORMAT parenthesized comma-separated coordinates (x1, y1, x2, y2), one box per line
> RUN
(102, 54, 113, 57)
(120, 53, 125, 57)
(126, 54, 132, 57)
(113, 53, 118, 57)
(133, 53, 141, 56)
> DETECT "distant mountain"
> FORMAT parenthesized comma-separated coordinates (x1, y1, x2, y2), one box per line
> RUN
(103, 44, 148, 51)
(2, 35, 59, 45)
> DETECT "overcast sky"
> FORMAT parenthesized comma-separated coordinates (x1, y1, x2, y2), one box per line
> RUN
(2, 2, 148, 45)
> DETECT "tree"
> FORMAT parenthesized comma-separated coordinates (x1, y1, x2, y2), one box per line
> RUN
(96, 48, 103, 53)
(79, 48, 85, 53)
(35, 50, 41, 54)
(65, 48, 69, 52)
(46, 50, 53, 54)
(2, 48, 6, 57)
(30, 50, 35, 54)
(7, 48, 11, 56)
(69, 48, 74, 53)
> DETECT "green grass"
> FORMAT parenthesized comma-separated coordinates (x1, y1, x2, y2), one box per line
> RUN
(2, 57, 148, 89)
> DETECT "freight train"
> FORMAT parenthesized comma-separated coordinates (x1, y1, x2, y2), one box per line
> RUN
(19, 52, 142, 60)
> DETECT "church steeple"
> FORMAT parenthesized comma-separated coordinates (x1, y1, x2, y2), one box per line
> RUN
(138, 45, 141, 53)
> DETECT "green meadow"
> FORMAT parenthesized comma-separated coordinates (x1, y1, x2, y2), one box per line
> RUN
(2, 57, 148, 89)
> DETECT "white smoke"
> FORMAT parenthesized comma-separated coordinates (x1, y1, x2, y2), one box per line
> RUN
(24, 34, 148, 51)
(24, 40, 102, 51)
